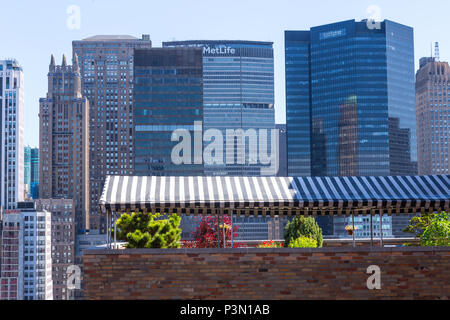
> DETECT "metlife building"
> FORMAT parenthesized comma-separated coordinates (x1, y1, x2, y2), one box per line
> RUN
(163, 40, 276, 177)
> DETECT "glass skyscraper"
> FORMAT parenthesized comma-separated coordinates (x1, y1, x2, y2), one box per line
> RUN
(286, 20, 417, 178)
(285, 20, 417, 237)
(133, 48, 204, 176)
(162, 41, 276, 240)
(24, 146, 39, 199)
(163, 41, 276, 176)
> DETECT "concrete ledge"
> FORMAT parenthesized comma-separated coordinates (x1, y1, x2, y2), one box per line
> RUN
(84, 246, 449, 256)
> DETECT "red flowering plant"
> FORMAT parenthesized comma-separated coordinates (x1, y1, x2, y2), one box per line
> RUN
(257, 240, 284, 248)
(186, 215, 243, 248)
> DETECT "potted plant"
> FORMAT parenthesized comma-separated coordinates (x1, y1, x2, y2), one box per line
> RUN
(257, 240, 284, 248)
(345, 225, 358, 236)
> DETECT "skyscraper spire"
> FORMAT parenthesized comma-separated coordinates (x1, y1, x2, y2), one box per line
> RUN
(435, 42, 440, 62)
(50, 54, 55, 71)
(62, 54, 67, 67)
(73, 53, 80, 73)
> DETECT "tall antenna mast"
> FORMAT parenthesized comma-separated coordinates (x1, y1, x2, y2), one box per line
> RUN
(435, 42, 440, 61)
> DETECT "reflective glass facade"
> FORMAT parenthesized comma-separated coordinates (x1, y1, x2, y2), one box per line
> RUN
(24, 146, 39, 199)
(285, 32, 312, 177)
(163, 41, 276, 176)
(133, 48, 204, 176)
(285, 20, 417, 178)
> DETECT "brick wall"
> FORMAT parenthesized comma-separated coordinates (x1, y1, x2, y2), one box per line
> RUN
(84, 247, 449, 300)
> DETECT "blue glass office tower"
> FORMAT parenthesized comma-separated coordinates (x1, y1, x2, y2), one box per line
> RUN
(163, 41, 275, 176)
(161, 41, 276, 240)
(286, 20, 417, 178)
(24, 146, 39, 199)
(285, 32, 312, 176)
(133, 48, 204, 176)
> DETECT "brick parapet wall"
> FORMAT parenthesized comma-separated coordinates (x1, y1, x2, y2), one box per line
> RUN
(84, 247, 449, 300)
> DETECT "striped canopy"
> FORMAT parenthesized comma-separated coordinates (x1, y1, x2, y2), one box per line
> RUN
(99, 175, 449, 216)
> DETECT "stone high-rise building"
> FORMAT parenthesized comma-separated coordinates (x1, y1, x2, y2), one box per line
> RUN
(39, 55, 90, 234)
(34, 198, 75, 300)
(416, 56, 450, 175)
(72, 35, 152, 233)
(0, 60, 25, 210)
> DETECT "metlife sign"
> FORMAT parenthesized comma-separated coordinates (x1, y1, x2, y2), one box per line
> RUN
(203, 46, 237, 56)
(162, 41, 274, 59)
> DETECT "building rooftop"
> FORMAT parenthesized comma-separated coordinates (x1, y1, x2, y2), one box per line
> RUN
(0, 59, 23, 71)
(163, 40, 273, 47)
(80, 35, 139, 41)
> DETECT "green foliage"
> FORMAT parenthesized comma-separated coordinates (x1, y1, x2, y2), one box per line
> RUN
(288, 236, 318, 248)
(284, 216, 323, 247)
(420, 212, 450, 247)
(403, 212, 435, 237)
(115, 212, 181, 249)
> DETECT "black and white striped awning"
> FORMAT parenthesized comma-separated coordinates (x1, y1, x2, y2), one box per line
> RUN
(99, 175, 450, 216)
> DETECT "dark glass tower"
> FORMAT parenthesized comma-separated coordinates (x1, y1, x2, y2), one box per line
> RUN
(163, 40, 276, 176)
(285, 20, 417, 178)
(24, 146, 39, 199)
(133, 48, 204, 176)
(285, 31, 312, 177)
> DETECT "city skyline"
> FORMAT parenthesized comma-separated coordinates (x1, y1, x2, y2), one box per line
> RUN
(0, 1, 449, 304)
(1, 0, 449, 148)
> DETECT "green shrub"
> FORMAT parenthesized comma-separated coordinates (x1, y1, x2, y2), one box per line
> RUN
(420, 212, 450, 247)
(288, 236, 318, 248)
(284, 216, 323, 247)
(403, 212, 435, 237)
(115, 212, 181, 249)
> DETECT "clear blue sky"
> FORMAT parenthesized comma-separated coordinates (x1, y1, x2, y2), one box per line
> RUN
(1, 0, 449, 148)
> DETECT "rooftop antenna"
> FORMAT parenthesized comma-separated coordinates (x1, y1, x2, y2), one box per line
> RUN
(435, 42, 440, 62)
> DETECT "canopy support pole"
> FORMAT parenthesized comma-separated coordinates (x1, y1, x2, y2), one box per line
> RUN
(106, 210, 110, 249)
(231, 213, 234, 248)
(217, 210, 220, 249)
(380, 212, 383, 248)
(352, 212, 355, 248)
(370, 210, 374, 248)
(114, 211, 117, 249)
(223, 214, 226, 248)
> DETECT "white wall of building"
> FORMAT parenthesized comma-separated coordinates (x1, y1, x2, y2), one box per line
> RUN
(0, 60, 25, 210)
(1, 206, 53, 300)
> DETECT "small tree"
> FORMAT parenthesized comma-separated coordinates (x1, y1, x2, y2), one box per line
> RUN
(288, 236, 318, 248)
(115, 212, 181, 249)
(403, 212, 435, 237)
(420, 212, 450, 247)
(284, 216, 323, 247)
(191, 215, 241, 248)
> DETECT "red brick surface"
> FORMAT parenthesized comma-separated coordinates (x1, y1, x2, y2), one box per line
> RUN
(84, 247, 449, 300)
